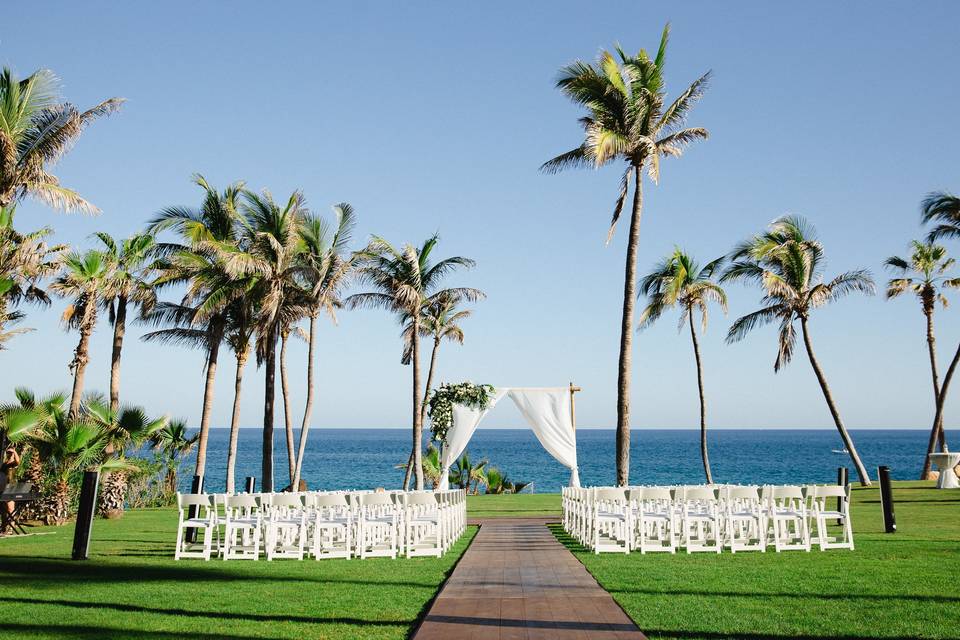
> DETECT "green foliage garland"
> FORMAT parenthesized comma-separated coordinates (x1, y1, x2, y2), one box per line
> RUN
(427, 382, 496, 444)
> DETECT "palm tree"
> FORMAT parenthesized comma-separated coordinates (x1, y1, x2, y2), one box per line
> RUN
(483, 467, 530, 495)
(399, 294, 476, 489)
(150, 419, 198, 498)
(95, 232, 158, 412)
(885, 240, 959, 477)
(0, 68, 123, 213)
(147, 175, 244, 485)
(542, 25, 710, 485)
(291, 203, 357, 491)
(224, 297, 255, 494)
(51, 250, 111, 418)
(722, 216, 875, 485)
(449, 452, 488, 495)
(84, 396, 167, 517)
(639, 249, 727, 483)
(348, 235, 482, 490)
(0, 206, 65, 348)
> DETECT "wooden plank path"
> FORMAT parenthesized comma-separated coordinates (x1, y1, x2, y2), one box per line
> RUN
(414, 517, 646, 640)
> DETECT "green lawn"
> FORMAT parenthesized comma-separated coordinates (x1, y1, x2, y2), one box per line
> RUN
(552, 481, 960, 640)
(0, 510, 476, 640)
(466, 492, 560, 518)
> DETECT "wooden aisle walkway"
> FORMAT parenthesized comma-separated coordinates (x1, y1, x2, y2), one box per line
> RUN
(414, 517, 646, 640)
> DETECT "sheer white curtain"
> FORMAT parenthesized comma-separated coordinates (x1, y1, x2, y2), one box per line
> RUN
(436, 387, 580, 490)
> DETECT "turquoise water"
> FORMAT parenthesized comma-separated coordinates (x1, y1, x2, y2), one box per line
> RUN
(179, 428, 953, 493)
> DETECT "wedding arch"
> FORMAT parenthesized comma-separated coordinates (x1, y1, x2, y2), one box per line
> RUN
(436, 384, 582, 490)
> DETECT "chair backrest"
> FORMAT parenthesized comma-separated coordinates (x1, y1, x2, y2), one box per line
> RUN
(811, 484, 847, 499)
(771, 485, 805, 501)
(225, 494, 259, 509)
(177, 493, 212, 509)
(270, 493, 304, 508)
(360, 492, 396, 507)
(726, 485, 761, 501)
(594, 487, 627, 503)
(312, 493, 350, 509)
(406, 492, 439, 507)
(683, 486, 718, 501)
(629, 487, 673, 502)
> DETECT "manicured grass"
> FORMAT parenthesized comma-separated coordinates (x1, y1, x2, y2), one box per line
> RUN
(552, 481, 960, 640)
(466, 492, 560, 518)
(0, 509, 476, 640)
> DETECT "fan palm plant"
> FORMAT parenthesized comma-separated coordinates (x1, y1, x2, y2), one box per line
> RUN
(542, 25, 710, 485)
(722, 216, 875, 485)
(639, 249, 727, 483)
(95, 232, 158, 411)
(0, 67, 123, 213)
(348, 235, 483, 490)
(84, 396, 167, 517)
(885, 240, 959, 477)
(395, 443, 443, 489)
(291, 203, 357, 490)
(150, 419, 198, 497)
(449, 452, 488, 495)
(0, 389, 67, 514)
(50, 250, 111, 418)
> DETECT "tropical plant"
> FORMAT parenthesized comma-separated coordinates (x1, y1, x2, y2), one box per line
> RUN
(483, 466, 530, 495)
(449, 452, 488, 495)
(885, 240, 959, 477)
(639, 248, 727, 483)
(83, 396, 167, 517)
(95, 232, 158, 411)
(542, 24, 710, 485)
(0, 67, 123, 213)
(722, 216, 875, 485)
(150, 419, 198, 497)
(395, 443, 442, 489)
(50, 250, 110, 418)
(291, 203, 357, 491)
(348, 235, 482, 490)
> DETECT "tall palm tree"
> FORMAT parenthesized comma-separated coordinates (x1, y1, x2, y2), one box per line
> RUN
(95, 232, 158, 412)
(0, 68, 123, 213)
(147, 175, 244, 484)
(150, 419, 199, 498)
(399, 293, 477, 489)
(224, 297, 255, 494)
(639, 249, 727, 483)
(885, 240, 959, 477)
(291, 203, 357, 491)
(0, 206, 65, 348)
(348, 235, 482, 490)
(51, 250, 110, 418)
(542, 25, 710, 485)
(722, 216, 875, 485)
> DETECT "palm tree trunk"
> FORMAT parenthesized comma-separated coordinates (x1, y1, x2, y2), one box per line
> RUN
(262, 329, 278, 493)
(194, 336, 222, 480)
(615, 167, 643, 486)
(225, 348, 248, 494)
(293, 315, 317, 490)
(800, 317, 871, 485)
(401, 450, 414, 490)
(925, 341, 960, 479)
(280, 331, 295, 487)
(411, 314, 424, 490)
(921, 304, 945, 478)
(403, 337, 441, 491)
(109, 295, 127, 413)
(68, 305, 97, 419)
(688, 313, 713, 484)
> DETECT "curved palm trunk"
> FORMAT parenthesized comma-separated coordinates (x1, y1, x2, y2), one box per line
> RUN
(688, 314, 713, 484)
(615, 167, 643, 486)
(403, 337, 441, 491)
(920, 304, 947, 478)
(411, 314, 424, 490)
(800, 317, 871, 486)
(225, 348, 248, 494)
(293, 315, 317, 490)
(68, 304, 98, 419)
(109, 295, 127, 412)
(926, 341, 960, 479)
(280, 332, 295, 487)
(262, 329, 278, 493)
(194, 336, 222, 480)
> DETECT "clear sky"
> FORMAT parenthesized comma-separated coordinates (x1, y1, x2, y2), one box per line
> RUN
(2, 1, 959, 430)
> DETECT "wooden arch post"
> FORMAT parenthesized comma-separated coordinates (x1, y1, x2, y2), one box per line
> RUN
(569, 382, 581, 431)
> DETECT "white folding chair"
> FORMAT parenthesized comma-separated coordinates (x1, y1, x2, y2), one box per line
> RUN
(174, 493, 217, 560)
(222, 494, 263, 560)
(809, 485, 854, 551)
(404, 492, 443, 558)
(630, 487, 678, 554)
(309, 493, 353, 559)
(682, 486, 722, 553)
(591, 487, 630, 554)
(768, 485, 811, 552)
(357, 493, 399, 559)
(724, 486, 766, 553)
(264, 493, 307, 560)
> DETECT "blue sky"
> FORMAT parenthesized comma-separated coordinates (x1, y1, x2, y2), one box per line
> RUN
(2, 1, 959, 430)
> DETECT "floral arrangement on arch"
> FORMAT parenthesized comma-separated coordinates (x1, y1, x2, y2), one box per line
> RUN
(427, 382, 496, 444)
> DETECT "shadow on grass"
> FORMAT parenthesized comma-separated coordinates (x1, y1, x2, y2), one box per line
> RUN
(642, 630, 960, 640)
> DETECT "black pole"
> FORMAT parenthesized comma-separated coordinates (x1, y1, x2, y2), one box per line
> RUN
(878, 465, 896, 533)
(836, 467, 848, 525)
(244, 476, 256, 493)
(71, 470, 100, 560)
(186, 474, 203, 544)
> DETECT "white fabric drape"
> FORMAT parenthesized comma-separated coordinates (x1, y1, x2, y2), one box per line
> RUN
(437, 387, 580, 490)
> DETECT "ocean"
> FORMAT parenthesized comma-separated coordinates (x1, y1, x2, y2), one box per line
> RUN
(178, 428, 953, 493)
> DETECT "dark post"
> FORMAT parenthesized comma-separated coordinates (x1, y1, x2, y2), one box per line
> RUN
(186, 474, 204, 544)
(836, 467, 848, 525)
(244, 476, 256, 493)
(71, 470, 100, 560)
(878, 465, 896, 533)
